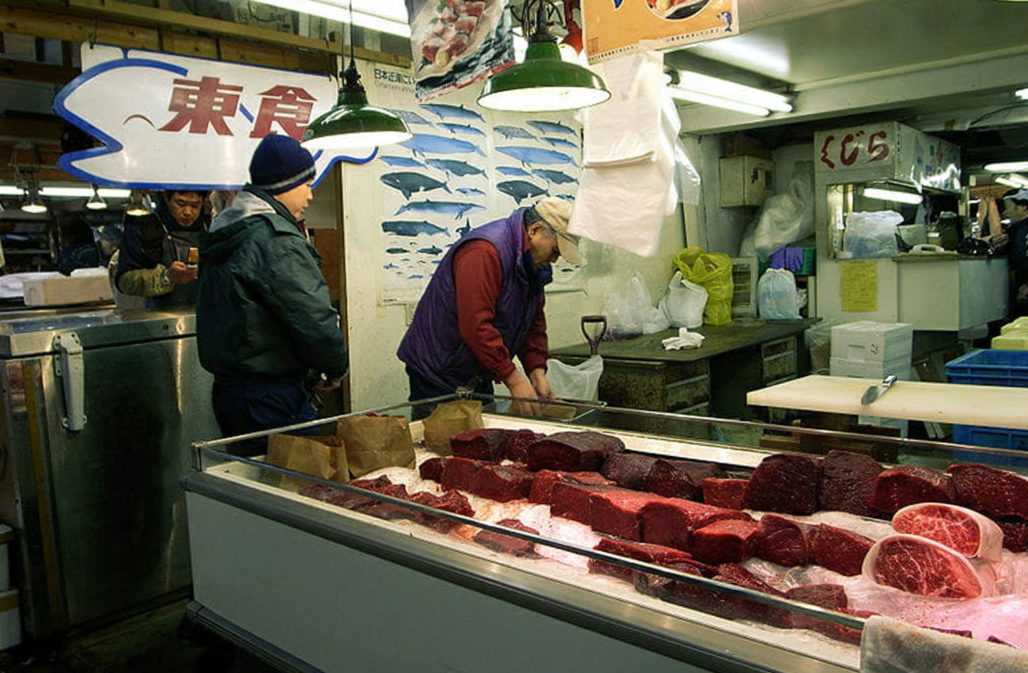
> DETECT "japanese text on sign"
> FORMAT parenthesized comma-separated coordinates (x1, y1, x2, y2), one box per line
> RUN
(818, 127, 892, 171)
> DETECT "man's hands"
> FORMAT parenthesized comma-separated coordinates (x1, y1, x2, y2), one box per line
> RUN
(504, 371, 541, 417)
(529, 368, 554, 400)
(167, 261, 198, 285)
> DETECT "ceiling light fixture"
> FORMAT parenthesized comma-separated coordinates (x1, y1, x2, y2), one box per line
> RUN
(20, 176, 46, 214)
(996, 174, 1028, 188)
(251, 0, 410, 37)
(667, 86, 770, 116)
(478, 0, 610, 112)
(1016, 87, 1028, 101)
(675, 70, 793, 113)
(301, 0, 411, 151)
(125, 191, 153, 217)
(862, 184, 924, 205)
(985, 161, 1028, 173)
(86, 185, 108, 211)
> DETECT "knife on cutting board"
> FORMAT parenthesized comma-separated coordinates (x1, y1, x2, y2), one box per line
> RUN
(861, 375, 898, 405)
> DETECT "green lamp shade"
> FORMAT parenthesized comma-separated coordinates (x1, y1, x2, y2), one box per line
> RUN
(303, 87, 411, 152)
(479, 41, 610, 112)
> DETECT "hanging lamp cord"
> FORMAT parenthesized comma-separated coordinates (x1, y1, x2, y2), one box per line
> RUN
(341, 0, 365, 93)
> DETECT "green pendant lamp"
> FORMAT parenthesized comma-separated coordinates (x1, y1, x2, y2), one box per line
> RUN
(302, 0, 411, 152)
(479, 0, 609, 113)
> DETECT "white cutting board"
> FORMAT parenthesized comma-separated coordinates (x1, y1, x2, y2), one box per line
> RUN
(747, 375, 1028, 430)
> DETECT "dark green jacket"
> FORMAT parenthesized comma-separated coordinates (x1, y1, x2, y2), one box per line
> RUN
(196, 188, 347, 383)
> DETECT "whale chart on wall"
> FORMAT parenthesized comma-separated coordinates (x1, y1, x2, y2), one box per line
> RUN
(352, 60, 584, 304)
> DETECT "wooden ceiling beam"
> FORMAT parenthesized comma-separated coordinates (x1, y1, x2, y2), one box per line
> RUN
(0, 57, 79, 85)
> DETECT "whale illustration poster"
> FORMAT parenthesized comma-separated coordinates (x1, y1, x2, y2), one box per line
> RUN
(582, 0, 737, 64)
(357, 61, 583, 303)
(54, 44, 376, 190)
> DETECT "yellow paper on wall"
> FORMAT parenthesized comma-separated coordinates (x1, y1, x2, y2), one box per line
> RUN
(841, 261, 878, 312)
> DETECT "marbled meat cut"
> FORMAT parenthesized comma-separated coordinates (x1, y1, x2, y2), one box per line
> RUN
(473, 519, 540, 558)
(996, 518, 1028, 552)
(588, 537, 698, 580)
(743, 454, 821, 515)
(526, 431, 625, 472)
(589, 489, 664, 540)
(893, 503, 1004, 562)
(471, 464, 533, 502)
(947, 463, 1028, 520)
(643, 458, 722, 500)
(819, 450, 883, 517)
(702, 478, 749, 509)
(440, 456, 485, 492)
(785, 583, 848, 631)
(753, 514, 812, 567)
(529, 470, 613, 504)
(418, 457, 445, 482)
(810, 524, 873, 576)
(641, 499, 752, 551)
(868, 465, 954, 514)
(601, 453, 659, 490)
(409, 490, 474, 533)
(863, 534, 991, 599)
(450, 428, 513, 461)
(690, 519, 760, 564)
(549, 482, 613, 524)
(505, 430, 545, 463)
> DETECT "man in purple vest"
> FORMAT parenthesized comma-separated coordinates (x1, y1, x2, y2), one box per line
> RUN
(398, 197, 581, 418)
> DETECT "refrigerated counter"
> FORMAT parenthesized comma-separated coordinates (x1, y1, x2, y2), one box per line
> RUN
(183, 398, 1027, 673)
(0, 309, 219, 638)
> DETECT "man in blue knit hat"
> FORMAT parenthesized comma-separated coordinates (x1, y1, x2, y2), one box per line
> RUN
(196, 134, 348, 454)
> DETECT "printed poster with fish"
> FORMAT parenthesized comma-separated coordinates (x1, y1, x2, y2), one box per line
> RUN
(405, 0, 515, 101)
(352, 60, 582, 304)
(582, 0, 738, 63)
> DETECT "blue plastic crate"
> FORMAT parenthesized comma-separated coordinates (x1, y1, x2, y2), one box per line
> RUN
(952, 425, 1028, 468)
(945, 349, 1028, 388)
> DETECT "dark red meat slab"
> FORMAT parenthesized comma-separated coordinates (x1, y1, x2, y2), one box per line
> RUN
(298, 483, 335, 502)
(931, 628, 973, 638)
(996, 518, 1028, 552)
(743, 454, 821, 515)
(471, 464, 533, 502)
(529, 470, 613, 504)
(419, 457, 445, 482)
(526, 431, 625, 472)
(440, 457, 485, 492)
(810, 524, 873, 576)
(326, 477, 407, 510)
(948, 464, 1028, 520)
(588, 537, 696, 580)
(409, 490, 474, 533)
(601, 453, 659, 490)
(643, 458, 722, 500)
(451, 428, 513, 462)
(589, 489, 664, 540)
(989, 635, 1014, 647)
(753, 514, 813, 567)
(505, 430, 545, 463)
(549, 482, 612, 524)
(819, 450, 883, 517)
(691, 519, 760, 564)
(702, 478, 749, 509)
(640, 499, 752, 551)
(785, 583, 848, 632)
(473, 519, 540, 558)
(869, 465, 954, 514)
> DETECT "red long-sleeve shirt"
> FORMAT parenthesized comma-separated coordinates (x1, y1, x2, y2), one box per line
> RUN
(453, 240, 548, 382)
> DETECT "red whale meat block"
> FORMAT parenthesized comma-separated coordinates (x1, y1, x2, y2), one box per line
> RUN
(948, 463, 1028, 520)
(451, 428, 513, 462)
(988, 635, 1014, 647)
(810, 524, 873, 577)
(819, 450, 883, 517)
(471, 464, 534, 502)
(785, 583, 849, 631)
(440, 457, 485, 492)
(691, 519, 760, 564)
(996, 518, 1028, 552)
(637, 562, 788, 626)
(298, 483, 335, 502)
(473, 519, 540, 558)
(320, 476, 406, 510)
(644, 458, 723, 500)
(589, 489, 665, 540)
(505, 430, 545, 463)
(867, 536, 988, 599)
(526, 431, 625, 472)
(932, 628, 973, 638)
(419, 457, 445, 482)
(409, 490, 474, 533)
(588, 537, 697, 581)
(549, 482, 613, 524)
(641, 499, 752, 551)
(743, 454, 821, 515)
(529, 470, 614, 504)
(601, 453, 659, 490)
(753, 514, 813, 567)
(702, 478, 749, 509)
(869, 465, 954, 514)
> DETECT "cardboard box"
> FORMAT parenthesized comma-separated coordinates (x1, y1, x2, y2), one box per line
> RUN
(23, 274, 113, 306)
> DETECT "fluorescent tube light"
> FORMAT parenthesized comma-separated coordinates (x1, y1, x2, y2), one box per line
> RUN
(0, 185, 130, 198)
(252, 0, 411, 37)
(995, 176, 1022, 189)
(863, 187, 923, 205)
(985, 161, 1028, 173)
(675, 70, 793, 113)
(1017, 88, 1028, 101)
(667, 86, 770, 116)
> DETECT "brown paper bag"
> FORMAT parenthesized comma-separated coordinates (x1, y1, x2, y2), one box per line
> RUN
(267, 434, 347, 491)
(337, 415, 415, 478)
(422, 400, 484, 454)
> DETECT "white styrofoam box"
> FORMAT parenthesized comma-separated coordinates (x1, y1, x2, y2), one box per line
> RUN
(831, 321, 913, 363)
(23, 274, 113, 307)
(830, 355, 912, 380)
(0, 589, 19, 650)
(0, 525, 9, 593)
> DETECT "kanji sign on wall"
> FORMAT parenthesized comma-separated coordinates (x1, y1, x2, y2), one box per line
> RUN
(54, 45, 377, 190)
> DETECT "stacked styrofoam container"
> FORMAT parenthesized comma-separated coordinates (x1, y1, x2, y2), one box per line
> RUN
(0, 525, 19, 650)
(830, 321, 914, 437)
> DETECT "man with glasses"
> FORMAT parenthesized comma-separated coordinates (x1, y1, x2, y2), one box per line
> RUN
(398, 197, 581, 418)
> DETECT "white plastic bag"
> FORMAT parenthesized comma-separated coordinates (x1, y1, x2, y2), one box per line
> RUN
(757, 269, 801, 320)
(546, 355, 603, 401)
(603, 272, 669, 339)
(660, 271, 708, 329)
(744, 162, 815, 261)
(844, 210, 903, 259)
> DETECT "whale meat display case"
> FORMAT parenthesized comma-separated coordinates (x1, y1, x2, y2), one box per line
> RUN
(182, 396, 1027, 673)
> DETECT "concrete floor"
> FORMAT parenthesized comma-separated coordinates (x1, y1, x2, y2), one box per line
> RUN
(0, 601, 277, 673)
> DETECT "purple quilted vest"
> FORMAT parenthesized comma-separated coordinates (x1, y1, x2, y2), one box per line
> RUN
(397, 209, 543, 391)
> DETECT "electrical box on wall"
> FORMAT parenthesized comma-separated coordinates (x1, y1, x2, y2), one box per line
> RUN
(720, 156, 774, 207)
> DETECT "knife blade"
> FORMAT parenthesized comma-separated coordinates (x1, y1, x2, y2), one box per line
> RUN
(861, 375, 898, 405)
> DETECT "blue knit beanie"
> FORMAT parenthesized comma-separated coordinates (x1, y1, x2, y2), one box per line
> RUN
(249, 134, 316, 195)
